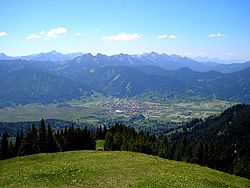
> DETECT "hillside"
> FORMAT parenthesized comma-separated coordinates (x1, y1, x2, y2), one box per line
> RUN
(0, 151, 249, 188)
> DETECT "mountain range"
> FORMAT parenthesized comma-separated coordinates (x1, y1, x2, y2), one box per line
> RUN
(1, 51, 250, 73)
(0, 52, 250, 107)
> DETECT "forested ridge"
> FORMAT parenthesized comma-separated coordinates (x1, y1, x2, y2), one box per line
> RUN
(1, 104, 249, 179)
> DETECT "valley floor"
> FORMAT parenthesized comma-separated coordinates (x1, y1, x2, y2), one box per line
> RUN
(0, 97, 234, 125)
(0, 151, 249, 188)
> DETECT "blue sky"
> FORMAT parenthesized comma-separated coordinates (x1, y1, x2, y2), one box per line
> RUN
(0, 0, 250, 60)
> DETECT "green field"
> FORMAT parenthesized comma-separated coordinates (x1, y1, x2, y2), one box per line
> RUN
(0, 96, 235, 126)
(0, 151, 249, 187)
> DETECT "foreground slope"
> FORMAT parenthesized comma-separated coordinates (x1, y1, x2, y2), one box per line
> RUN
(0, 151, 249, 188)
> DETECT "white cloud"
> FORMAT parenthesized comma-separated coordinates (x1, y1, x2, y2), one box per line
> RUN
(102, 32, 140, 41)
(26, 34, 41, 40)
(157, 35, 177, 39)
(0, 32, 7, 37)
(26, 27, 67, 40)
(39, 31, 45, 35)
(208, 33, 226, 38)
(74, 32, 82, 36)
(45, 27, 67, 38)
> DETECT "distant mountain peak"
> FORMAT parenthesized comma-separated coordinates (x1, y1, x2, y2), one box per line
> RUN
(48, 50, 61, 54)
(96, 53, 103, 56)
(0, 53, 14, 60)
(149, 51, 159, 55)
(84, 53, 95, 57)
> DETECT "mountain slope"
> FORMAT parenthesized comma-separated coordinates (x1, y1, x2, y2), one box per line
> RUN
(0, 66, 90, 106)
(170, 104, 250, 178)
(205, 68, 250, 102)
(81, 66, 188, 97)
(0, 151, 249, 188)
(188, 104, 250, 150)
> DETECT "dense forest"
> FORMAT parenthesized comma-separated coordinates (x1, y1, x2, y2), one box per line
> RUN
(0, 104, 249, 179)
(0, 119, 95, 159)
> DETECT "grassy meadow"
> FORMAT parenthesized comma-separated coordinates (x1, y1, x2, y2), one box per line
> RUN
(0, 151, 249, 188)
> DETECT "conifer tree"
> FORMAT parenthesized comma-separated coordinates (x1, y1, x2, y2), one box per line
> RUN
(104, 131, 114, 150)
(38, 118, 47, 153)
(14, 132, 21, 155)
(20, 130, 24, 142)
(8, 141, 15, 158)
(0, 132, 9, 159)
(19, 124, 38, 156)
(192, 141, 204, 165)
(31, 123, 38, 154)
(47, 124, 58, 153)
(103, 125, 107, 139)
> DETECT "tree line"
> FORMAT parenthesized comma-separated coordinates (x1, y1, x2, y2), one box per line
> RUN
(0, 119, 95, 159)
